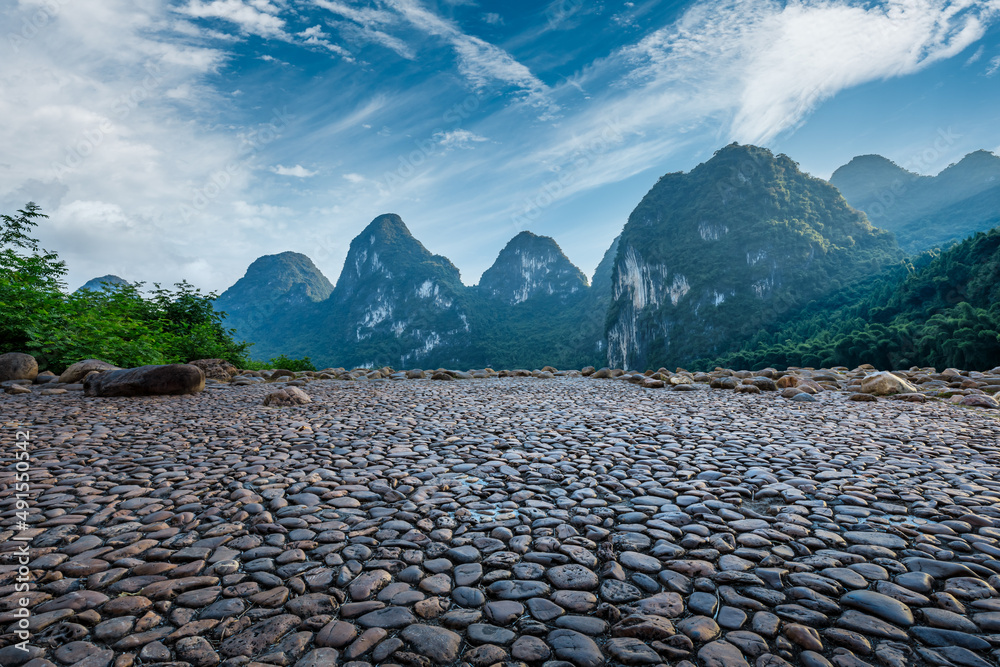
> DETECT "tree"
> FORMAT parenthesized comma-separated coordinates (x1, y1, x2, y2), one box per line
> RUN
(0, 203, 66, 352)
(1, 203, 252, 371)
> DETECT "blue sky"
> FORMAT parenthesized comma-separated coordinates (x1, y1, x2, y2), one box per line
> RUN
(2, 0, 999, 293)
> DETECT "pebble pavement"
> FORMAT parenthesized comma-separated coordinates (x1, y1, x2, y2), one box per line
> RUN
(2, 375, 1000, 667)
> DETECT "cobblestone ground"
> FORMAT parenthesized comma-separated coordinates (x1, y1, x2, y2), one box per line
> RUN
(2, 378, 1000, 667)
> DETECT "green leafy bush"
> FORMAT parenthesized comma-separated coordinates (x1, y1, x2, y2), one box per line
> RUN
(243, 355, 317, 372)
(1, 203, 252, 372)
(703, 229, 1000, 371)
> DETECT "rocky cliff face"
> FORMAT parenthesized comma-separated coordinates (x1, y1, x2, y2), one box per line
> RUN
(478, 231, 588, 304)
(606, 144, 901, 370)
(831, 150, 1000, 252)
(324, 214, 475, 367)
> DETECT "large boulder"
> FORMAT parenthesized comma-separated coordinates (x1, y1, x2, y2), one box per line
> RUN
(59, 359, 120, 384)
(0, 353, 38, 382)
(860, 371, 917, 396)
(952, 394, 999, 409)
(189, 358, 239, 381)
(263, 387, 311, 406)
(84, 364, 205, 397)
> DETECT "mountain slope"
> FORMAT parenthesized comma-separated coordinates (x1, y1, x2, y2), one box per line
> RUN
(831, 150, 1000, 252)
(463, 232, 611, 369)
(708, 228, 1000, 371)
(214, 252, 333, 359)
(77, 275, 129, 292)
(607, 143, 902, 370)
(318, 214, 477, 368)
(478, 231, 588, 304)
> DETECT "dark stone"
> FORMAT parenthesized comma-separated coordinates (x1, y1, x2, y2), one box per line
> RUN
(547, 629, 604, 667)
(84, 364, 205, 396)
(909, 626, 992, 651)
(840, 590, 914, 626)
(400, 624, 462, 664)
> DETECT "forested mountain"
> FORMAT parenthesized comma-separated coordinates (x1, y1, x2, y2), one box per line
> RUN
(831, 150, 1000, 253)
(216, 215, 610, 368)
(319, 213, 477, 368)
(214, 252, 333, 360)
(211, 144, 999, 371)
(478, 231, 588, 305)
(606, 144, 902, 370)
(707, 228, 1000, 371)
(77, 275, 129, 293)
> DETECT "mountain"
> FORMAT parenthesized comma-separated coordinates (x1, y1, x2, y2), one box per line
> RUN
(214, 252, 333, 359)
(830, 150, 1000, 253)
(708, 228, 1000, 371)
(77, 274, 129, 292)
(464, 231, 611, 369)
(478, 231, 588, 305)
(319, 214, 476, 368)
(220, 144, 996, 372)
(606, 143, 902, 370)
(215, 214, 615, 369)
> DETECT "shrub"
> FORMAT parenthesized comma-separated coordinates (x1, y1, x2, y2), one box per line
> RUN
(243, 355, 316, 372)
(1, 202, 252, 371)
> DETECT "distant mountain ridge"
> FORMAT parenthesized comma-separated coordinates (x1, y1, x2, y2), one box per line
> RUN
(831, 150, 1000, 252)
(323, 213, 475, 367)
(214, 252, 333, 360)
(210, 143, 998, 371)
(77, 275, 129, 292)
(216, 215, 612, 368)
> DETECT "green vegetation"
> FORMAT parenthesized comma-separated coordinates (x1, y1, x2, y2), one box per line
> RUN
(243, 355, 317, 372)
(607, 144, 902, 370)
(0, 203, 250, 372)
(704, 229, 1000, 371)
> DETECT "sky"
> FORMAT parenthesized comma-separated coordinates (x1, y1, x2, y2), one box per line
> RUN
(2, 0, 1000, 293)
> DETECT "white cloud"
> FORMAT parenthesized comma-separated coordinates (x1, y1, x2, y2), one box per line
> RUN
(988, 55, 1000, 76)
(314, 0, 415, 59)
(179, 0, 287, 38)
(0, 0, 288, 290)
(343, 173, 366, 183)
(609, 0, 1000, 146)
(297, 24, 353, 58)
(435, 129, 489, 149)
(385, 0, 559, 118)
(271, 164, 318, 177)
(482, 13, 503, 25)
(966, 44, 984, 64)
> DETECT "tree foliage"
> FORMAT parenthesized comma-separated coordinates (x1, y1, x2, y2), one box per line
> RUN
(0, 203, 251, 372)
(702, 229, 1000, 371)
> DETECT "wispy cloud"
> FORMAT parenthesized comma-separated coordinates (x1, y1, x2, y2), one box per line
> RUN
(384, 0, 560, 118)
(313, 0, 416, 58)
(298, 24, 354, 58)
(179, 0, 287, 39)
(271, 164, 318, 177)
(613, 0, 1000, 145)
(435, 129, 489, 149)
(988, 55, 1000, 76)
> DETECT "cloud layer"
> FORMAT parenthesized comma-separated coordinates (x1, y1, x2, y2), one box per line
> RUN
(2, 0, 998, 293)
